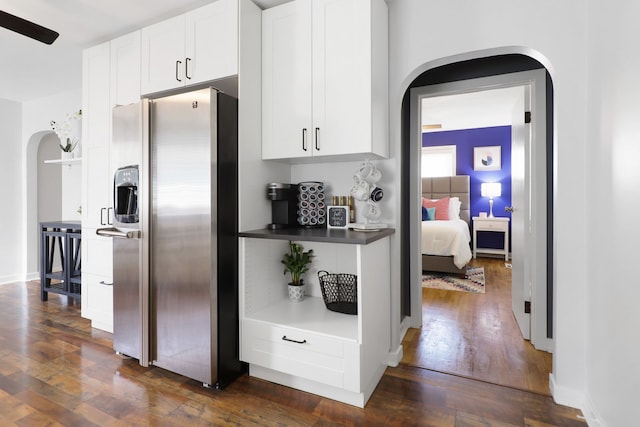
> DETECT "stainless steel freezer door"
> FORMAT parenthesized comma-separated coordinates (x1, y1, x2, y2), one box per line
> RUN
(112, 234, 142, 360)
(150, 89, 217, 385)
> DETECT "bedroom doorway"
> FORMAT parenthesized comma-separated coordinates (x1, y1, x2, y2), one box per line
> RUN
(401, 55, 554, 356)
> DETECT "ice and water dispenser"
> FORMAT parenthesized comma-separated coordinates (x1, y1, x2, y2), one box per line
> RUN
(114, 165, 139, 224)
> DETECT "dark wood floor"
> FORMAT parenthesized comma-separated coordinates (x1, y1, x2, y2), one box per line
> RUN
(0, 280, 585, 426)
(403, 257, 553, 396)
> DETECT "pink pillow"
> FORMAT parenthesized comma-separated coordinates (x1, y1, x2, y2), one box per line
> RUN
(422, 197, 450, 220)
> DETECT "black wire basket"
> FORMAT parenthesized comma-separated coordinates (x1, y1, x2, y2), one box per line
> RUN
(317, 270, 358, 315)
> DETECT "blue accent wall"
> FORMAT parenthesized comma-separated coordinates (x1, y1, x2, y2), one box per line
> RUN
(422, 126, 511, 252)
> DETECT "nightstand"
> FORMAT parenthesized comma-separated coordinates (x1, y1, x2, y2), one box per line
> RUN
(472, 216, 510, 261)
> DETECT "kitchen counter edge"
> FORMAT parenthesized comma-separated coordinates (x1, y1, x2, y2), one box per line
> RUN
(239, 227, 395, 245)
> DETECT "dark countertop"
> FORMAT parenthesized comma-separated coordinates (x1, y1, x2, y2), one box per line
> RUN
(239, 226, 395, 245)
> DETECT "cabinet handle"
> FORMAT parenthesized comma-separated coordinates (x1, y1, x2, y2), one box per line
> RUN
(100, 208, 106, 225)
(282, 335, 307, 344)
(99, 281, 113, 286)
(175, 60, 182, 82)
(107, 207, 113, 225)
(505, 206, 514, 212)
(185, 57, 192, 80)
(315, 127, 320, 151)
(302, 128, 308, 151)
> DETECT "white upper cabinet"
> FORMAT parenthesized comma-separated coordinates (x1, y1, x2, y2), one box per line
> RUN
(262, 0, 312, 159)
(262, 0, 388, 161)
(111, 31, 142, 106)
(186, 0, 238, 85)
(140, 14, 185, 94)
(141, 0, 239, 95)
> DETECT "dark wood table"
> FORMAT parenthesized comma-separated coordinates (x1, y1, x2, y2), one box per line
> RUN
(40, 221, 82, 301)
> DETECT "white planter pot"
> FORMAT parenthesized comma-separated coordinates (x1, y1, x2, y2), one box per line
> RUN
(288, 283, 305, 302)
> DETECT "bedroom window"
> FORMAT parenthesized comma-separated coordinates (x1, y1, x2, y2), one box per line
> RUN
(421, 145, 456, 177)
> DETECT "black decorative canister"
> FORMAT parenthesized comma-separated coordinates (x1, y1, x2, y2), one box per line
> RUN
(297, 181, 326, 227)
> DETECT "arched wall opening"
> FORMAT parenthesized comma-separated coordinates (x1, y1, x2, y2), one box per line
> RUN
(398, 52, 554, 339)
(25, 131, 65, 279)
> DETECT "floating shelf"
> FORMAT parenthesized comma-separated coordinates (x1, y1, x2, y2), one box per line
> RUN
(43, 158, 82, 166)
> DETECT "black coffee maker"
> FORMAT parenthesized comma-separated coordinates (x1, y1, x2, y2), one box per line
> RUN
(266, 183, 298, 229)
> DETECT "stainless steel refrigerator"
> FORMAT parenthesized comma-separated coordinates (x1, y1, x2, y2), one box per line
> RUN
(103, 87, 243, 388)
(147, 88, 241, 388)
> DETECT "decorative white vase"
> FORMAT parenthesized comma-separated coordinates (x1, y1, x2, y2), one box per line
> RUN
(288, 283, 305, 302)
(61, 151, 73, 160)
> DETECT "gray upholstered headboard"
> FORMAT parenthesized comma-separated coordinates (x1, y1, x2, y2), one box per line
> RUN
(421, 176, 470, 225)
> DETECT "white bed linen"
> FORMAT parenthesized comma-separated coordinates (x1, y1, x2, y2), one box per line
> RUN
(421, 219, 472, 268)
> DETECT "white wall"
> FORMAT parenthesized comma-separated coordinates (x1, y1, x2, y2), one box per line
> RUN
(291, 159, 393, 226)
(585, 2, 640, 426)
(0, 98, 23, 284)
(62, 163, 82, 220)
(37, 134, 62, 224)
(22, 89, 82, 278)
(386, 0, 589, 412)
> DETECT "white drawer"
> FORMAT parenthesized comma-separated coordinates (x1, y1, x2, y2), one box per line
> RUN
(82, 272, 113, 332)
(475, 221, 507, 231)
(241, 319, 359, 391)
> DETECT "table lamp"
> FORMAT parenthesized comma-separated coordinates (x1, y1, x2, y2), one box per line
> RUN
(480, 182, 501, 217)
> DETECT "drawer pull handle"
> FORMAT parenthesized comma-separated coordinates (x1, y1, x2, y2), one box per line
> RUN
(282, 335, 306, 344)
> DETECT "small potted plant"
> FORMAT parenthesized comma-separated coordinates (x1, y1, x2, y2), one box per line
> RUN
(281, 241, 314, 302)
(50, 109, 81, 159)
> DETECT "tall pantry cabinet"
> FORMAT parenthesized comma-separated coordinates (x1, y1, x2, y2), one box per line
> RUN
(262, 0, 388, 160)
(81, 31, 141, 332)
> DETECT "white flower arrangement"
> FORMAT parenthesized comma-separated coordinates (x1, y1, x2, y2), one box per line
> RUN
(50, 109, 82, 152)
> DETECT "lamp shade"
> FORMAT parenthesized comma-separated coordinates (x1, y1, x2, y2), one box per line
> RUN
(481, 182, 501, 198)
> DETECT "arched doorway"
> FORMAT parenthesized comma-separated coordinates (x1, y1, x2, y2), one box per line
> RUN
(25, 131, 63, 279)
(399, 53, 555, 386)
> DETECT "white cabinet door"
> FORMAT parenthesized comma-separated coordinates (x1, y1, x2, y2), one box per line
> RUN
(82, 42, 112, 230)
(186, 0, 238, 85)
(140, 14, 186, 95)
(262, 0, 388, 160)
(111, 30, 141, 106)
(262, 0, 312, 160)
(142, 0, 240, 96)
(312, 0, 371, 157)
(82, 41, 114, 329)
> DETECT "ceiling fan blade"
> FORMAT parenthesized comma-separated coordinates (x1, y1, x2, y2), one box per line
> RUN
(0, 10, 59, 45)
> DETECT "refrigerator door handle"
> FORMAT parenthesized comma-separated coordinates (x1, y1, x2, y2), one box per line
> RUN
(96, 227, 141, 239)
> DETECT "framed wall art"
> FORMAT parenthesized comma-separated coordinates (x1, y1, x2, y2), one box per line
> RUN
(474, 146, 501, 171)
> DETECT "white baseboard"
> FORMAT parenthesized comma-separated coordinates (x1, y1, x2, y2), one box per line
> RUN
(549, 373, 601, 425)
(0, 274, 22, 285)
(0, 272, 39, 285)
(387, 345, 403, 367)
(399, 316, 411, 339)
(25, 272, 40, 281)
(577, 394, 607, 427)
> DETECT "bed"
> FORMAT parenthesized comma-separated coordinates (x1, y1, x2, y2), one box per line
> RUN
(421, 176, 472, 275)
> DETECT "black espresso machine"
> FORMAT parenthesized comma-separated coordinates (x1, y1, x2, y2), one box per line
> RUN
(266, 183, 298, 229)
